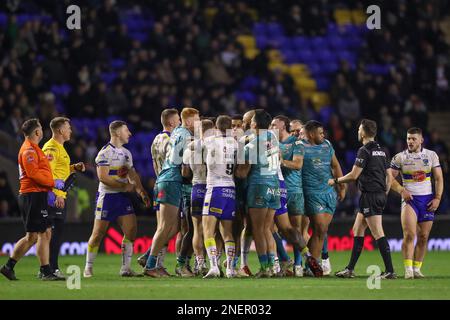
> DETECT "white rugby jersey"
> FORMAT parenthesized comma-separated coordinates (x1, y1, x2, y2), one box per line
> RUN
(95, 143, 133, 193)
(183, 140, 207, 185)
(391, 148, 440, 195)
(151, 131, 171, 176)
(204, 135, 237, 188)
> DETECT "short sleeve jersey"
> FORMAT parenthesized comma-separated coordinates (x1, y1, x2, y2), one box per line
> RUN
(354, 141, 389, 193)
(95, 143, 134, 193)
(302, 139, 335, 194)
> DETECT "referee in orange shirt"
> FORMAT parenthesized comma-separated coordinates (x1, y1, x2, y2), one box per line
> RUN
(0, 119, 66, 281)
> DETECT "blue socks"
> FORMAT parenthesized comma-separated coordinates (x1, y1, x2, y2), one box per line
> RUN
(273, 232, 290, 262)
(322, 234, 329, 260)
(145, 255, 158, 269)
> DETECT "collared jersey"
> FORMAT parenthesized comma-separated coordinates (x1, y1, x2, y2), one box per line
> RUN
(301, 139, 335, 194)
(43, 138, 71, 198)
(391, 148, 440, 195)
(95, 143, 134, 194)
(18, 139, 54, 194)
(151, 130, 171, 177)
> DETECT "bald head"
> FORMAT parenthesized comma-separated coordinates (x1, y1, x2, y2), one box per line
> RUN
(243, 110, 255, 131)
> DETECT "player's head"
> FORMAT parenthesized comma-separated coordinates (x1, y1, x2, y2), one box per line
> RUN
(406, 127, 424, 152)
(290, 119, 304, 139)
(201, 119, 215, 139)
(242, 110, 256, 131)
(358, 119, 377, 143)
(109, 120, 131, 145)
(304, 120, 324, 144)
(216, 115, 232, 135)
(50, 117, 72, 142)
(231, 114, 244, 138)
(181, 107, 200, 132)
(271, 115, 290, 138)
(161, 108, 180, 130)
(251, 109, 272, 131)
(22, 118, 43, 143)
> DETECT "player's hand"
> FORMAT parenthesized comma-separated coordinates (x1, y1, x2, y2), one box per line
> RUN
(124, 183, 135, 193)
(54, 179, 65, 190)
(328, 179, 335, 186)
(427, 198, 440, 212)
(73, 162, 86, 172)
(138, 190, 151, 208)
(55, 196, 65, 209)
(400, 188, 413, 202)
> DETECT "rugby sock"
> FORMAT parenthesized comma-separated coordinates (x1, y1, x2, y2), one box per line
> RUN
(376, 237, 394, 273)
(321, 234, 329, 260)
(294, 247, 303, 267)
(232, 256, 239, 269)
(413, 261, 423, 272)
(404, 259, 413, 272)
(156, 245, 168, 268)
(301, 247, 311, 258)
(176, 255, 186, 267)
(205, 238, 218, 269)
(145, 255, 158, 269)
(186, 256, 192, 267)
(347, 236, 364, 270)
(121, 237, 133, 271)
(225, 241, 236, 271)
(274, 257, 281, 273)
(241, 235, 252, 267)
(257, 254, 268, 270)
(196, 255, 205, 270)
(40, 264, 53, 276)
(50, 219, 64, 270)
(267, 253, 276, 269)
(86, 245, 99, 268)
(273, 232, 290, 262)
(6, 258, 17, 270)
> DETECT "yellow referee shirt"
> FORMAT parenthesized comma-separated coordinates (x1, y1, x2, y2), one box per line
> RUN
(43, 138, 73, 198)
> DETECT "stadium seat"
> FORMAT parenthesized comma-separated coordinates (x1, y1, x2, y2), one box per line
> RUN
(318, 105, 333, 124)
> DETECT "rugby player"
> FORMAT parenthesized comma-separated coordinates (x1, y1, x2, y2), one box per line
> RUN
(332, 119, 396, 279)
(202, 116, 238, 278)
(236, 110, 280, 278)
(84, 121, 150, 278)
(390, 127, 443, 279)
(302, 120, 345, 275)
(42, 117, 85, 279)
(182, 119, 215, 276)
(138, 109, 180, 275)
(144, 108, 200, 277)
(1, 119, 65, 281)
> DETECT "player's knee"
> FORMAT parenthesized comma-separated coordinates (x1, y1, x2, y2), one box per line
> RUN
(417, 233, 428, 244)
(403, 231, 415, 242)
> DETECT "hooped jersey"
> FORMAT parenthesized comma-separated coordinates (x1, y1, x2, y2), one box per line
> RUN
(95, 143, 134, 194)
(183, 140, 207, 185)
(391, 148, 440, 195)
(204, 135, 237, 188)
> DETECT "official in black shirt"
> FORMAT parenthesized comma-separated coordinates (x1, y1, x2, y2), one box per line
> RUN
(328, 119, 397, 279)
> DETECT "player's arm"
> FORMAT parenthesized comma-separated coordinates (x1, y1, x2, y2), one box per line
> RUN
(22, 149, 57, 188)
(389, 168, 413, 201)
(281, 154, 303, 170)
(97, 165, 134, 191)
(330, 165, 363, 185)
(42, 146, 66, 208)
(127, 167, 151, 207)
(428, 165, 444, 212)
(235, 163, 251, 178)
(70, 162, 85, 173)
(181, 144, 193, 180)
(330, 153, 346, 200)
(385, 168, 393, 195)
(235, 141, 251, 178)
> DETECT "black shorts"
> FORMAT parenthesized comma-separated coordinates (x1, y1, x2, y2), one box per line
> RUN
(19, 192, 51, 233)
(48, 205, 67, 224)
(359, 192, 386, 217)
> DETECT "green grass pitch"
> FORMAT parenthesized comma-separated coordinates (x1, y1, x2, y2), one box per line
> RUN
(1, 251, 450, 300)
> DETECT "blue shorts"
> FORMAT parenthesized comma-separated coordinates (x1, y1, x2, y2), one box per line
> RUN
(191, 184, 206, 216)
(287, 192, 305, 216)
(275, 181, 288, 217)
(203, 187, 236, 220)
(156, 181, 182, 207)
(304, 191, 337, 216)
(403, 194, 435, 223)
(95, 192, 134, 222)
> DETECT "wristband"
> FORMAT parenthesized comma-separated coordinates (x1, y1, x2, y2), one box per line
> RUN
(334, 177, 339, 184)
